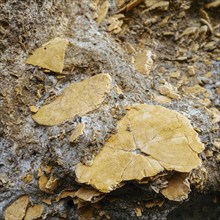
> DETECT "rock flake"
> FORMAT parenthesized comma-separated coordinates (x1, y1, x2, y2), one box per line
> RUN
(24, 205, 44, 220)
(69, 123, 85, 143)
(4, 196, 29, 220)
(161, 173, 190, 201)
(134, 50, 153, 75)
(76, 104, 204, 193)
(26, 37, 68, 73)
(32, 74, 112, 126)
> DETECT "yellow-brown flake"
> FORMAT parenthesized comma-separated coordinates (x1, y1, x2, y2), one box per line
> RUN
(26, 37, 68, 73)
(134, 50, 153, 75)
(32, 74, 112, 126)
(161, 173, 190, 201)
(24, 205, 44, 220)
(76, 104, 204, 193)
(4, 196, 29, 220)
(69, 123, 85, 142)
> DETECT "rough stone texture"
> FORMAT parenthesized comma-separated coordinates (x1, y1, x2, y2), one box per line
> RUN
(0, 0, 219, 219)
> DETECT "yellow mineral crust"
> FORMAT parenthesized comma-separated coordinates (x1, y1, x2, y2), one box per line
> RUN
(26, 37, 68, 73)
(32, 74, 112, 126)
(76, 104, 204, 193)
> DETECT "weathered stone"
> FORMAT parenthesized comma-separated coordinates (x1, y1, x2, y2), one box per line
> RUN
(183, 84, 209, 97)
(161, 173, 190, 201)
(4, 196, 29, 220)
(134, 50, 153, 75)
(69, 123, 85, 142)
(75, 187, 104, 202)
(24, 205, 44, 220)
(158, 82, 180, 99)
(76, 104, 204, 193)
(96, 0, 109, 23)
(32, 74, 112, 126)
(38, 174, 57, 194)
(26, 38, 68, 73)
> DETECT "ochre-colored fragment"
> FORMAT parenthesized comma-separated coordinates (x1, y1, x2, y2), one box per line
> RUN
(32, 74, 112, 126)
(38, 174, 57, 194)
(107, 14, 124, 34)
(29, 106, 38, 113)
(124, 0, 143, 12)
(26, 37, 68, 73)
(134, 51, 153, 75)
(159, 82, 180, 99)
(56, 191, 76, 202)
(115, 85, 123, 95)
(42, 199, 52, 205)
(45, 175, 58, 192)
(183, 84, 209, 97)
(161, 173, 190, 201)
(115, 0, 125, 7)
(4, 196, 29, 220)
(24, 205, 44, 220)
(43, 165, 53, 174)
(135, 207, 142, 217)
(76, 104, 204, 193)
(38, 175, 49, 193)
(206, 107, 220, 124)
(205, 0, 220, 8)
(69, 123, 85, 142)
(144, 0, 169, 12)
(153, 95, 171, 104)
(21, 173, 33, 183)
(145, 200, 164, 208)
(96, 0, 109, 23)
(75, 187, 104, 202)
(169, 71, 180, 78)
(37, 166, 43, 177)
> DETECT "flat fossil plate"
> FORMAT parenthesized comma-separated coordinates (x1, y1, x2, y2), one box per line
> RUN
(32, 74, 112, 126)
(76, 104, 204, 193)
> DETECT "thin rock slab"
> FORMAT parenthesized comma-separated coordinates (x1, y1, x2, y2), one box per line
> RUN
(26, 37, 68, 73)
(69, 123, 85, 143)
(32, 74, 112, 126)
(75, 187, 104, 203)
(24, 205, 44, 220)
(160, 173, 190, 201)
(4, 196, 29, 220)
(96, 0, 109, 24)
(134, 50, 153, 75)
(75, 104, 204, 193)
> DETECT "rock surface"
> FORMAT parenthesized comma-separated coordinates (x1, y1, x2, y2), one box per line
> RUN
(0, 0, 219, 219)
